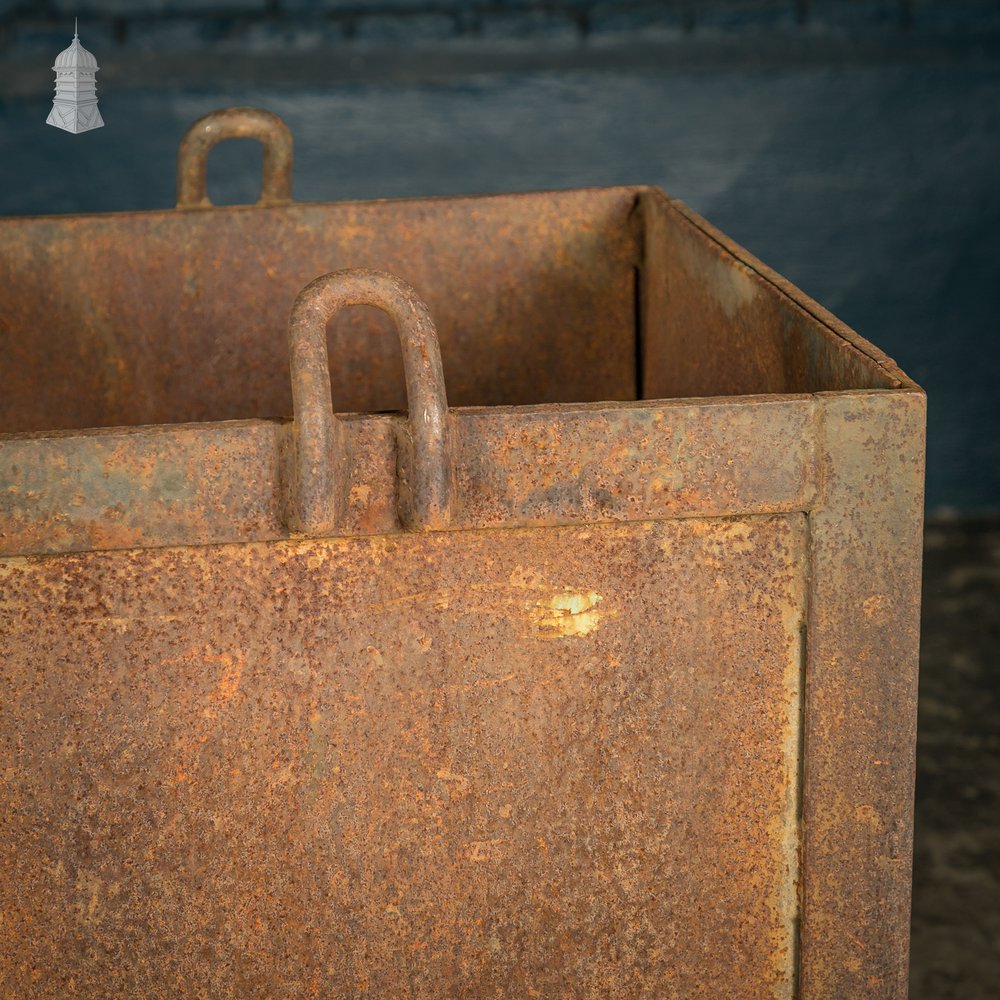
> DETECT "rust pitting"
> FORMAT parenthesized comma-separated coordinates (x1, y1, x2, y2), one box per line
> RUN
(2, 517, 807, 997)
(0, 108, 924, 999)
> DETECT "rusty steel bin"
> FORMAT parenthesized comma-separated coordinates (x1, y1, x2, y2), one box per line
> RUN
(0, 108, 925, 999)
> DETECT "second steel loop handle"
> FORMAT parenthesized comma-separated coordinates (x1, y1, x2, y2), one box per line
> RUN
(288, 268, 453, 535)
(176, 107, 293, 209)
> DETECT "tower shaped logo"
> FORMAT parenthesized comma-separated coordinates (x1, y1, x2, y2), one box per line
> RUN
(46, 20, 105, 134)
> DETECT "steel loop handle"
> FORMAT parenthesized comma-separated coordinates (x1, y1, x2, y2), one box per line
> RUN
(176, 107, 293, 209)
(288, 268, 453, 535)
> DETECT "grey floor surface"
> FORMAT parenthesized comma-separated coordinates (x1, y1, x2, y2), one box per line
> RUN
(912, 519, 1000, 999)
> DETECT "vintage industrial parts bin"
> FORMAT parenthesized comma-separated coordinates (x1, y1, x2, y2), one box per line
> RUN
(0, 108, 924, 999)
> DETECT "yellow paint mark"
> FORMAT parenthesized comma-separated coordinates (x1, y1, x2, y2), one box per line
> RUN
(526, 591, 604, 638)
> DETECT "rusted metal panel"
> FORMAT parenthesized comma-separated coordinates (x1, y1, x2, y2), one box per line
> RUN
(0, 420, 287, 555)
(1, 515, 806, 998)
(0, 190, 640, 436)
(800, 389, 926, 998)
(639, 188, 900, 401)
(450, 395, 817, 530)
(0, 396, 816, 557)
(663, 195, 910, 390)
(0, 108, 925, 998)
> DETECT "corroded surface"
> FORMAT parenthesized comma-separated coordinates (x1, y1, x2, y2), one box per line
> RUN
(286, 268, 452, 535)
(1, 517, 805, 998)
(176, 107, 293, 210)
(640, 189, 900, 401)
(0, 419, 287, 555)
(0, 109, 926, 996)
(0, 188, 640, 435)
(0, 396, 815, 558)
(800, 389, 926, 998)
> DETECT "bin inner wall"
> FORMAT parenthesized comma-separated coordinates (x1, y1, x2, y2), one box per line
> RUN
(0, 190, 640, 434)
(639, 190, 898, 400)
(1, 186, 899, 438)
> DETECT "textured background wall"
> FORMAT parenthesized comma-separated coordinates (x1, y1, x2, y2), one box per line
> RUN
(1, 0, 990, 53)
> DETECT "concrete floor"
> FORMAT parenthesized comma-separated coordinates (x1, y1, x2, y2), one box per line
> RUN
(911, 518, 1000, 998)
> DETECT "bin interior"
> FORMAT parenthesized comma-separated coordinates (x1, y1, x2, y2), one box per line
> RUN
(0, 187, 896, 436)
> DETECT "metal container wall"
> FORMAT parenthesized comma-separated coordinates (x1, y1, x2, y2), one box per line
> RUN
(0, 109, 925, 999)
